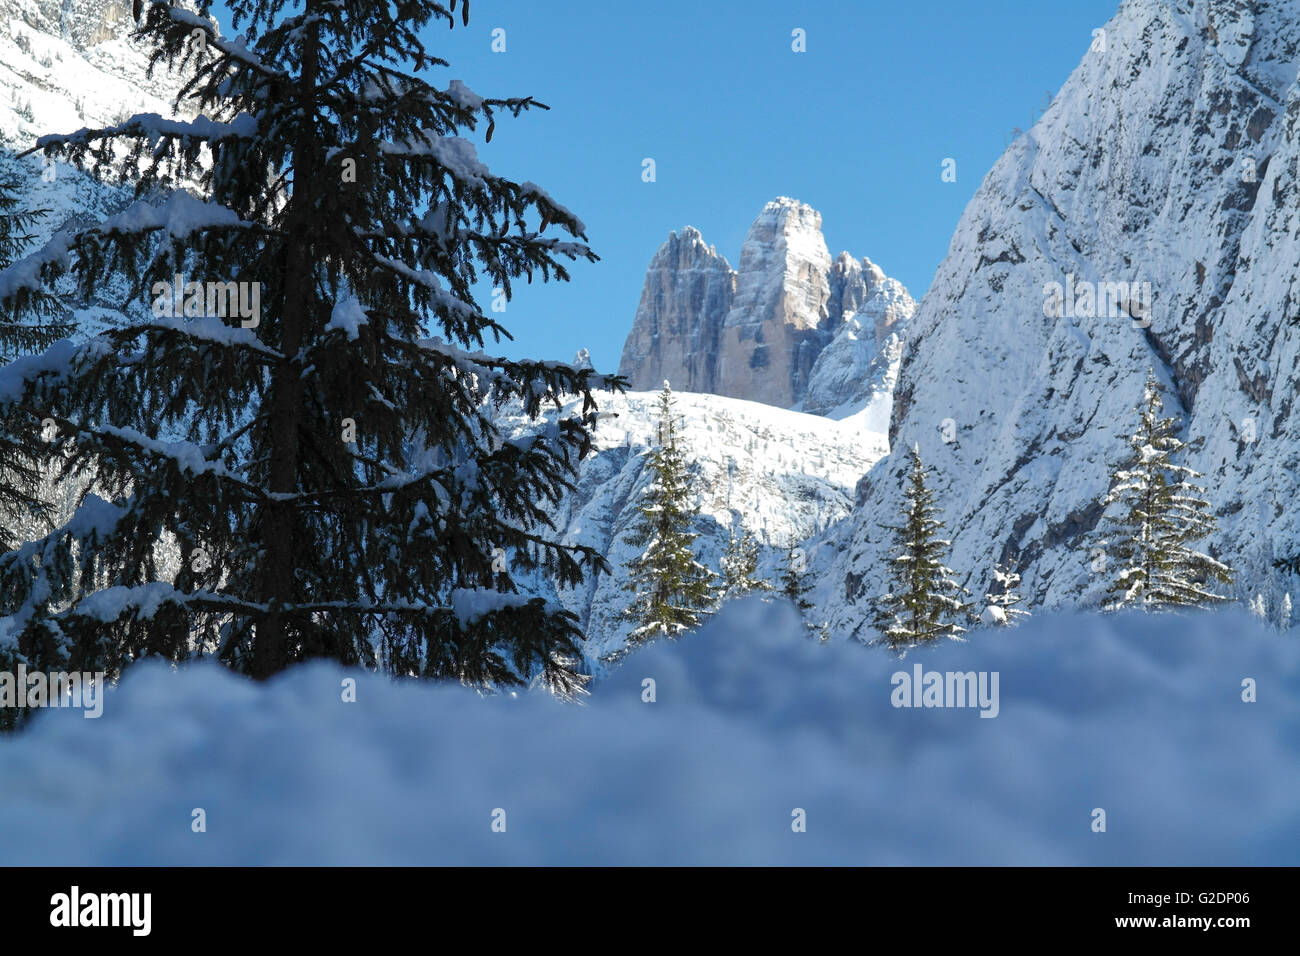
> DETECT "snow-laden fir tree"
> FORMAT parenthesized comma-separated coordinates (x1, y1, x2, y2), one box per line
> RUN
(777, 539, 829, 640)
(623, 382, 717, 643)
(980, 557, 1030, 627)
(1098, 371, 1233, 610)
(0, 0, 621, 696)
(1281, 593, 1292, 633)
(720, 521, 770, 600)
(1249, 594, 1268, 621)
(873, 445, 971, 650)
(778, 541, 814, 614)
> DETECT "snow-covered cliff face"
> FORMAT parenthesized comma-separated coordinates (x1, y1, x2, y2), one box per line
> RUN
(19, 0, 134, 50)
(713, 197, 832, 407)
(817, 0, 1300, 639)
(800, 253, 915, 427)
(1, 0, 195, 322)
(500, 389, 888, 669)
(1, 0, 186, 151)
(618, 198, 915, 414)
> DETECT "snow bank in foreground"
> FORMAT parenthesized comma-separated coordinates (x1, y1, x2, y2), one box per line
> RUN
(1, 600, 1297, 864)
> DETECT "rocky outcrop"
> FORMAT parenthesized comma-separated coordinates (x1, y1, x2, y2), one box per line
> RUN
(619, 198, 914, 413)
(802, 254, 916, 422)
(22, 0, 136, 49)
(0, 0, 195, 324)
(615, 227, 734, 395)
(713, 197, 833, 407)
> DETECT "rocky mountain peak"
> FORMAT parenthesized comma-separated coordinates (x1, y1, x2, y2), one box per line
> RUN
(615, 226, 736, 396)
(618, 198, 914, 413)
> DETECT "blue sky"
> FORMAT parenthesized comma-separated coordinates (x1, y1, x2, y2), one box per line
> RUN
(209, 0, 1120, 371)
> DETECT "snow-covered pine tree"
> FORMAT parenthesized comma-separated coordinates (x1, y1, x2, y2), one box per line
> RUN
(777, 540, 828, 640)
(0, 0, 621, 696)
(1249, 594, 1268, 621)
(623, 382, 717, 643)
(720, 522, 770, 600)
(873, 444, 971, 650)
(1098, 370, 1233, 610)
(1281, 593, 1293, 633)
(778, 540, 814, 614)
(980, 557, 1030, 627)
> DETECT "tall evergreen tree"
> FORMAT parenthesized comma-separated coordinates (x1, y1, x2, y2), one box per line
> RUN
(623, 382, 717, 643)
(0, 0, 621, 697)
(1098, 371, 1233, 610)
(873, 445, 970, 649)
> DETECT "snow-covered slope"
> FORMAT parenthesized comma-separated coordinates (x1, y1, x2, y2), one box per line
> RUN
(499, 388, 888, 667)
(819, 0, 1300, 639)
(1, 0, 185, 151)
(1, 0, 194, 322)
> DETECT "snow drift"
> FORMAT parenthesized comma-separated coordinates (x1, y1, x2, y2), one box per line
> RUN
(1, 600, 1296, 865)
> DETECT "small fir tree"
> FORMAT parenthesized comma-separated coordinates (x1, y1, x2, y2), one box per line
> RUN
(623, 382, 717, 643)
(720, 522, 770, 600)
(980, 557, 1030, 627)
(1098, 370, 1233, 610)
(778, 540, 814, 614)
(873, 445, 971, 649)
(777, 539, 828, 639)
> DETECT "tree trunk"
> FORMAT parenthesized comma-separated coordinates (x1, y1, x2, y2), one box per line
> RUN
(253, 8, 320, 679)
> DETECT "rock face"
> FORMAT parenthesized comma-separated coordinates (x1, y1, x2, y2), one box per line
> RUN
(615, 227, 734, 395)
(714, 197, 832, 407)
(815, 0, 1300, 639)
(802, 253, 915, 425)
(0, 0, 203, 354)
(22, 0, 135, 49)
(618, 198, 915, 413)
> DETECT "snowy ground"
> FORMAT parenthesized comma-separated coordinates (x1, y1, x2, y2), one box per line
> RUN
(1, 600, 1296, 865)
